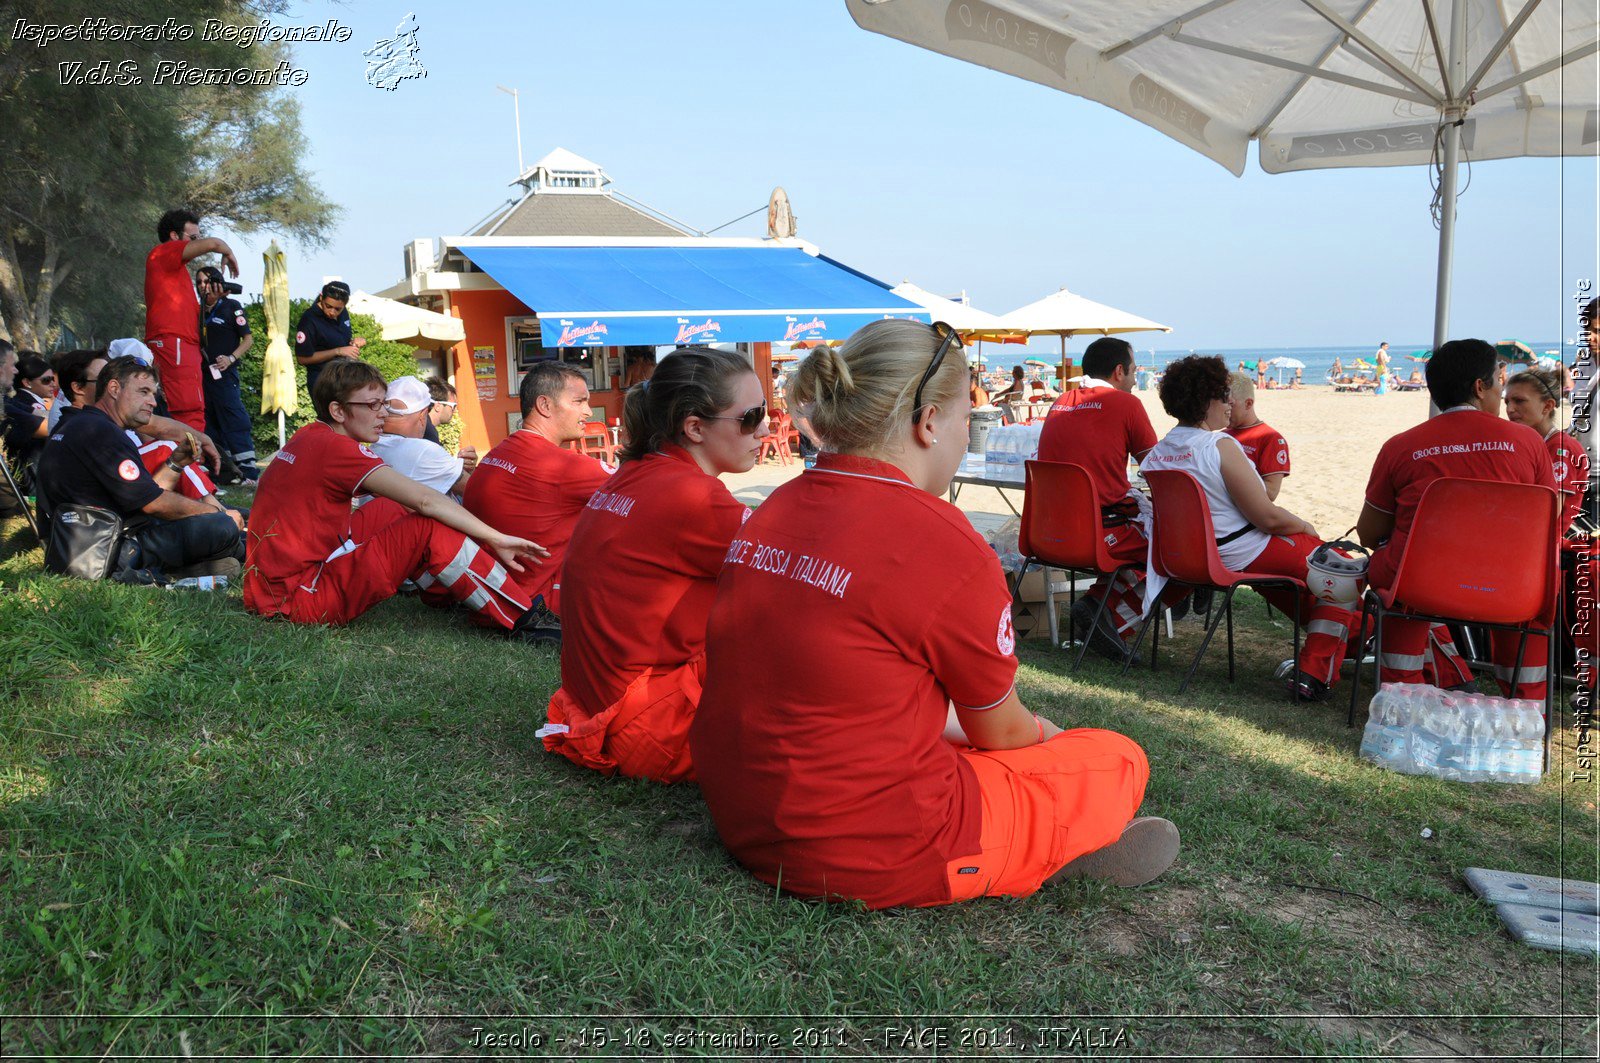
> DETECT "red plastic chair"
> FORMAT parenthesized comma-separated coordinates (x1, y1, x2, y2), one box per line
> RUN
(758, 412, 794, 465)
(1128, 470, 1305, 694)
(572, 421, 616, 464)
(1346, 478, 1559, 761)
(1019, 460, 1144, 669)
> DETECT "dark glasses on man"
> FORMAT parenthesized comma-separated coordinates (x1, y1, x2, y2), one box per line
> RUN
(912, 321, 964, 420)
(705, 402, 767, 434)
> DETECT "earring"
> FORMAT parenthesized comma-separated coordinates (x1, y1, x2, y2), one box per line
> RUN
(931, 438, 939, 444)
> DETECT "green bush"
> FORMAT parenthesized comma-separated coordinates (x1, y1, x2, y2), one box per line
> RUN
(236, 300, 423, 456)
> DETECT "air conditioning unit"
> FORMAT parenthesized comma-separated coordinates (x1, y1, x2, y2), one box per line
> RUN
(403, 238, 436, 279)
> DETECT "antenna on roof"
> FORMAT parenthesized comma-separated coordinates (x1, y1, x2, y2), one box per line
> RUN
(494, 85, 524, 178)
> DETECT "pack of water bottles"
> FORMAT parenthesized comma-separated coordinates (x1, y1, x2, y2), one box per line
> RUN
(984, 423, 1043, 473)
(1359, 682, 1545, 784)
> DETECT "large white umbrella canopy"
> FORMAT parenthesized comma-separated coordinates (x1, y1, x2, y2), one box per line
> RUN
(890, 280, 1015, 334)
(348, 290, 465, 351)
(998, 287, 1171, 336)
(845, 0, 1599, 351)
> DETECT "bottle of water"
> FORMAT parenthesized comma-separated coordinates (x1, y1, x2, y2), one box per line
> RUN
(1362, 683, 1413, 771)
(170, 575, 229, 591)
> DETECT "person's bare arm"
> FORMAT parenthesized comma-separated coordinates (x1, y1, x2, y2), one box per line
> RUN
(141, 489, 237, 523)
(952, 688, 1062, 751)
(218, 332, 253, 371)
(362, 465, 547, 572)
(1262, 472, 1286, 502)
(181, 237, 239, 276)
(1218, 441, 1315, 537)
(448, 468, 471, 496)
(297, 346, 358, 366)
(1356, 502, 1395, 548)
(139, 416, 221, 474)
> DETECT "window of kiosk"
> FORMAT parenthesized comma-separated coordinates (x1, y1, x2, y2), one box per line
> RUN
(511, 331, 614, 393)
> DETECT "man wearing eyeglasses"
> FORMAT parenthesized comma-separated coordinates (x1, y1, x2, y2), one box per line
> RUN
(144, 208, 240, 433)
(361, 376, 470, 500)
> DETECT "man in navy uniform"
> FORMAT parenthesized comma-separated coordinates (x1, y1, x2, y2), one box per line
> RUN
(197, 266, 259, 483)
(38, 356, 245, 579)
(295, 280, 365, 396)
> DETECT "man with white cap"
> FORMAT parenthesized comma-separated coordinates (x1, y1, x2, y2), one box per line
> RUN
(367, 375, 474, 500)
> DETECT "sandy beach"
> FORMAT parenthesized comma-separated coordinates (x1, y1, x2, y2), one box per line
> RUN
(725, 387, 1437, 540)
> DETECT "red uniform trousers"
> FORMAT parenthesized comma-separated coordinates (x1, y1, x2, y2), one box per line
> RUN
(147, 334, 206, 432)
(541, 657, 703, 784)
(1086, 520, 1189, 640)
(1239, 533, 1361, 687)
(276, 498, 530, 627)
(1370, 544, 1548, 700)
(941, 728, 1149, 903)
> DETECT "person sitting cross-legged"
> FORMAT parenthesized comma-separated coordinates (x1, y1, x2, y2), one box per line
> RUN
(1357, 339, 1558, 700)
(462, 361, 614, 632)
(243, 359, 550, 634)
(1143, 355, 1361, 702)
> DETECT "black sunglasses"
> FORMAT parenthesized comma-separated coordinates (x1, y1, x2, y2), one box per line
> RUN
(704, 402, 767, 434)
(912, 321, 964, 421)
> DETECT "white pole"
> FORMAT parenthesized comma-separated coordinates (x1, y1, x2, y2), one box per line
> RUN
(496, 85, 524, 176)
(277, 410, 285, 449)
(1431, 0, 1469, 357)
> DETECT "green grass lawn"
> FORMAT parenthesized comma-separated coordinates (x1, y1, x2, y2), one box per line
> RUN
(1, 512, 1596, 1059)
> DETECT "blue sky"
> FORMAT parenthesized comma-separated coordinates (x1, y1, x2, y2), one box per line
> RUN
(223, 0, 1596, 351)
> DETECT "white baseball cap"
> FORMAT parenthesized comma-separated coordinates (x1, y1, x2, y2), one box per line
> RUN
(385, 375, 432, 414)
(107, 338, 154, 365)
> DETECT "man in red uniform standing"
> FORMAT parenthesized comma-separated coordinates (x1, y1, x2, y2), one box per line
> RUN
(144, 209, 239, 432)
(244, 359, 550, 634)
(1358, 338, 1558, 699)
(463, 362, 612, 629)
(1037, 336, 1181, 659)
(1224, 372, 1291, 501)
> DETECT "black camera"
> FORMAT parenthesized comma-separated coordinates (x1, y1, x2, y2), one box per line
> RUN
(195, 267, 242, 296)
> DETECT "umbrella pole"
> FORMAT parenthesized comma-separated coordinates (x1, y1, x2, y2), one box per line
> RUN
(277, 410, 285, 449)
(1429, 0, 1468, 416)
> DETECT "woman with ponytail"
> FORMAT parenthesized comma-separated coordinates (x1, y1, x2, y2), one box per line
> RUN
(690, 320, 1175, 909)
(541, 346, 765, 783)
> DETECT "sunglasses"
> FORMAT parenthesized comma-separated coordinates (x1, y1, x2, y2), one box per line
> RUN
(912, 321, 964, 421)
(704, 402, 767, 434)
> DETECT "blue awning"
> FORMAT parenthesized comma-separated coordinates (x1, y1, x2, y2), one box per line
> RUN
(454, 243, 930, 347)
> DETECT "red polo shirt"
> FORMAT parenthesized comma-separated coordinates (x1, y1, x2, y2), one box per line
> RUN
(558, 444, 749, 714)
(1545, 428, 1589, 534)
(143, 241, 200, 343)
(691, 452, 1019, 909)
(1224, 420, 1291, 481)
(1038, 383, 1156, 508)
(1365, 407, 1555, 584)
(462, 430, 613, 613)
(244, 421, 384, 616)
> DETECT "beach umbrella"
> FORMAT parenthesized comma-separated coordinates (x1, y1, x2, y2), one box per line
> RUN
(1274, 357, 1307, 370)
(846, 0, 1598, 357)
(259, 240, 296, 447)
(1407, 349, 1433, 361)
(1495, 338, 1537, 364)
(998, 285, 1172, 383)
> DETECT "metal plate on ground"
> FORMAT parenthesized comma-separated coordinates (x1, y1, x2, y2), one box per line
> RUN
(1493, 904, 1600, 954)
(1465, 867, 1600, 914)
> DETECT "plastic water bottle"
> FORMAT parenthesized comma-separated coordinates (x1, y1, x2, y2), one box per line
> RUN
(1361, 684, 1413, 771)
(170, 575, 229, 592)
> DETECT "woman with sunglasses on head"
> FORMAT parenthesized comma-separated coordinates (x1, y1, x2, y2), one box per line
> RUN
(690, 320, 1175, 909)
(542, 346, 764, 784)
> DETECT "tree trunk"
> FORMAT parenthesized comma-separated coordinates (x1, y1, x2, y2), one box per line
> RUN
(30, 237, 61, 348)
(0, 231, 38, 350)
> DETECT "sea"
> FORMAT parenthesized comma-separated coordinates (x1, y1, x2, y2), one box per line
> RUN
(976, 340, 1577, 385)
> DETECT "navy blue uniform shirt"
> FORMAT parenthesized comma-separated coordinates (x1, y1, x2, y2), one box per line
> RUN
(294, 302, 353, 395)
(201, 296, 252, 368)
(37, 406, 161, 525)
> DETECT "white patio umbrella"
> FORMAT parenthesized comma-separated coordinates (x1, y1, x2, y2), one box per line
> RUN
(846, 0, 1599, 354)
(998, 286, 1172, 378)
(347, 290, 465, 351)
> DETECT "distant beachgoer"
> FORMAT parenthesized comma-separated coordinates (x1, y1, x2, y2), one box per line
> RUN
(1291, 368, 1303, 389)
(1357, 339, 1556, 700)
(1331, 356, 1343, 378)
(1224, 373, 1290, 502)
(970, 367, 990, 408)
(1144, 355, 1359, 702)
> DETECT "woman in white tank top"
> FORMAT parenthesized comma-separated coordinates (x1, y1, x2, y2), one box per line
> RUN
(1141, 356, 1360, 702)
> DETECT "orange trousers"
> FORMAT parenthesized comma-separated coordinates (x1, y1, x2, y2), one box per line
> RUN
(542, 657, 703, 784)
(941, 728, 1150, 903)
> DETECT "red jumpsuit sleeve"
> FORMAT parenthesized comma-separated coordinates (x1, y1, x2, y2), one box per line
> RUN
(920, 553, 1019, 710)
(1261, 431, 1291, 477)
(564, 453, 614, 507)
(1127, 402, 1158, 459)
(1364, 441, 1398, 514)
(328, 434, 386, 499)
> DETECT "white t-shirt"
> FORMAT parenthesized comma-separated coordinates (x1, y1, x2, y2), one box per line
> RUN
(360, 433, 464, 502)
(1140, 424, 1272, 571)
